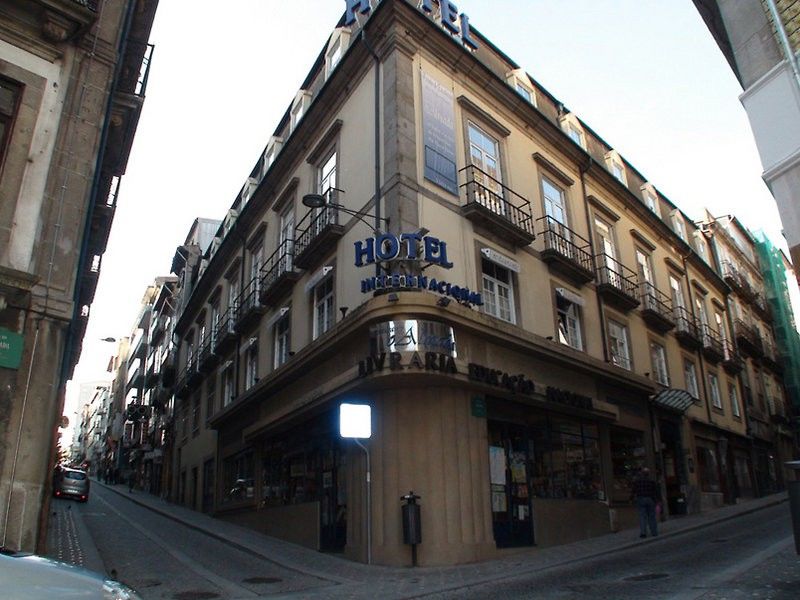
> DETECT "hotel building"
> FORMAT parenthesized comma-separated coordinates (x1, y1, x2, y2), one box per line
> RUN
(164, 0, 795, 566)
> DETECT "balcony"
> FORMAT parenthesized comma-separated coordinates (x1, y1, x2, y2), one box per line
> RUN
(674, 307, 702, 349)
(160, 350, 177, 388)
(174, 369, 189, 400)
(722, 261, 755, 301)
(259, 239, 301, 305)
(459, 165, 535, 247)
(294, 191, 346, 270)
(734, 318, 763, 358)
(150, 314, 167, 345)
(752, 293, 772, 321)
(186, 355, 203, 388)
(701, 325, 725, 364)
(722, 342, 744, 375)
(595, 254, 640, 311)
(198, 333, 219, 372)
(537, 216, 594, 285)
(762, 341, 783, 373)
(215, 307, 238, 355)
(236, 277, 268, 332)
(639, 283, 675, 333)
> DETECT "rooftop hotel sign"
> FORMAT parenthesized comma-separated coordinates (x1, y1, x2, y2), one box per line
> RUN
(344, 0, 478, 50)
(355, 232, 483, 307)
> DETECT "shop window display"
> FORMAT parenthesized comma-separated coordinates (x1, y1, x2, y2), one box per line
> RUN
(222, 450, 255, 504)
(609, 429, 646, 503)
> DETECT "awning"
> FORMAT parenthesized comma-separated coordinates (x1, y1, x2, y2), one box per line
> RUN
(652, 388, 695, 413)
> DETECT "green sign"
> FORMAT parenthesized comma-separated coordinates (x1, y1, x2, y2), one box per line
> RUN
(0, 328, 23, 370)
(471, 395, 486, 418)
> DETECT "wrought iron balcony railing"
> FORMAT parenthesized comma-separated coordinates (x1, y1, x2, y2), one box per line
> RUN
(236, 277, 267, 331)
(639, 282, 675, 332)
(701, 324, 725, 363)
(674, 306, 701, 348)
(259, 239, 300, 305)
(734, 318, 763, 357)
(459, 164, 534, 246)
(537, 216, 594, 284)
(595, 253, 639, 310)
(294, 189, 346, 269)
(214, 306, 238, 354)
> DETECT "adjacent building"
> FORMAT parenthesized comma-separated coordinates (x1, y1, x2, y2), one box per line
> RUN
(0, 0, 158, 552)
(693, 0, 800, 279)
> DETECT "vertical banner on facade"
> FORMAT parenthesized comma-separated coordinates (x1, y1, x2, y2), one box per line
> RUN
(421, 71, 458, 195)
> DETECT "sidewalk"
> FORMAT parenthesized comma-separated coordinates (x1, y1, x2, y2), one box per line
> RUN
(99, 480, 788, 599)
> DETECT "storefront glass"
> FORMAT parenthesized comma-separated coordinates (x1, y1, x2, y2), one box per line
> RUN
(696, 441, 721, 493)
(221, 450, 255, 504)
(609, 428, 646, 503)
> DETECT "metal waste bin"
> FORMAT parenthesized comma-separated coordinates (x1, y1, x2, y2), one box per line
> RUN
(401, 491, 421, 566)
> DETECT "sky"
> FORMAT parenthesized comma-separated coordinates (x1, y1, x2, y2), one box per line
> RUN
(63, 0, 789, 437)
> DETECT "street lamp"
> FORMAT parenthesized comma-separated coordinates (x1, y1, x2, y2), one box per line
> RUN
(302, 191, 388, 232)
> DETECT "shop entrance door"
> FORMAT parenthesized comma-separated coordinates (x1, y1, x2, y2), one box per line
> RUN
(489, 422, 534, 548)
(320, 445, 346, 552)
(658, 419, 687, 515)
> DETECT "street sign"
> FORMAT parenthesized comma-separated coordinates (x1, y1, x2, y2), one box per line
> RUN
(0, 328, 23, 370)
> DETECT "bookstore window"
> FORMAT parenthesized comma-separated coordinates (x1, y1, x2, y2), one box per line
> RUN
(222, 450, 255, 505)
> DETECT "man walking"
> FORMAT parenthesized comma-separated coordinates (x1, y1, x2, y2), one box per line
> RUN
(631, 467, 660, 538)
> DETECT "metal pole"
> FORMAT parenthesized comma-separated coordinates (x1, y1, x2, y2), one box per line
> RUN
(354, 439, 371, 565)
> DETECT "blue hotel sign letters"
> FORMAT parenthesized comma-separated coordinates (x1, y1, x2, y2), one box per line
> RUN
(344, 0, 478, 50)
(354, 232, 483, 307)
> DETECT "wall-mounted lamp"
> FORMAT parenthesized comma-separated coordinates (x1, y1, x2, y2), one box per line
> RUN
(340, 306, 349, 319)
(302, 191, 388, 231)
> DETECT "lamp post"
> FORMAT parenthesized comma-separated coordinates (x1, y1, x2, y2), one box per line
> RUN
(339, 402, 372, 565)
(301, 191, 388, 233)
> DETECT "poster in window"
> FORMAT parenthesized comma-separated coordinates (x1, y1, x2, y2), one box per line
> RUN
(489, 446, 507, 485)
(510, 451, 527, 483)
(421, 71, 458, 195)
(491, 489, 507, 513)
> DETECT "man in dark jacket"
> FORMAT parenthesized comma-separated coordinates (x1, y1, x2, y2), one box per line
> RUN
(631, 467, 659, 538)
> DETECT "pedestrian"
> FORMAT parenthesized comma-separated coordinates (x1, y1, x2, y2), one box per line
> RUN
(631, 467, 660, 538)
(128, 470, 137, 493)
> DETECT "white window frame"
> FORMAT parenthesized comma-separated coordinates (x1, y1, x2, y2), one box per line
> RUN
(222, 365, 235, 407)
(567, 123, 584, 147)
(645, 192, 660, 217)
(709, 373, 722, 409)
(672, 212, 687, 241)
(516, 81, 533, 103)
(274, 312, 291, 369)
(684, 360, 699, 399)
(556, 292, 583, 351)
(245, 340, 258, 390)
(313, 276, 335, 340)
(611, 161, 625, 183)
(608, 320, 631, 370)
(729, 382, 741, 418)
(650, 342, 669, 386)
(481, 259, 515, 324)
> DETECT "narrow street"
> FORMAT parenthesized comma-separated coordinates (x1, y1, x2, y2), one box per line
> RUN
(46, 484, 800, 599)
(47, 484, 331, 599)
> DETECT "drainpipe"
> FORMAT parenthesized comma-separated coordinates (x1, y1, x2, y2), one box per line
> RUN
(361, 30, 382, 278)
(579, 160, 609, 363)
(764, 0, 800, 92)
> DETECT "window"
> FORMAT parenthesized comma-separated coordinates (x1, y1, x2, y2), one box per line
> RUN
(516, 81, 532, 102)
(695, 235, 708, 262)
(314, 276, 334, 339)
(635, 249, 653, 285)
(0, 78, 21, 169)
(222, 364, 235, 407)
(318, 150, 337, 195)
(222, 451, 255, 505)
(729, 382, 741, 418)
(228, 277, 240, 314)
(192, 394, 200, 436)
(709, 373, 722, 410)
(684, 360, 699, 399)
(567, 123, 584, 147)
(672, 213, 686, 241)
(608, 320, 631, 369)
(669, 275, 685, 310)
(482, 259, 515, 323)
(291, 98, 305, 131)
(205, 376, 216, 420)
(542, 177, 568, 227)
(556, 291, 583, 350)
(695, 296, 709, 332)
(279, 206, 295, 273)
(245, 340, 258, 390)
(467, 122, 503, 212)
(644, 192, 660, 217)
(274, 311, 291, 368)
(326, 37, 342, 75)
(611, 161, 625, 183)
(650, 341, 669, 386)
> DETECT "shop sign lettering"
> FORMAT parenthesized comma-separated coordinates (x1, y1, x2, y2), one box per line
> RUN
(358, 351, 457, 377)
(354, 232, 453, 268)
(545, 386, 593, 411)
(360, 273, 482, 307)
(467, 363, 534, 395)
(344, 0, 478, 50)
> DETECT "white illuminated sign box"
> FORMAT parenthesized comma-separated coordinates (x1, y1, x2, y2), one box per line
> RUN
(340, 403, 372, 439)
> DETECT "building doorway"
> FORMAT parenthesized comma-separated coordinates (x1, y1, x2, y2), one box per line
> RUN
(488, 421, 534, 548)
(202, 459, 215, 513)
(658, 419, 687, 515)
